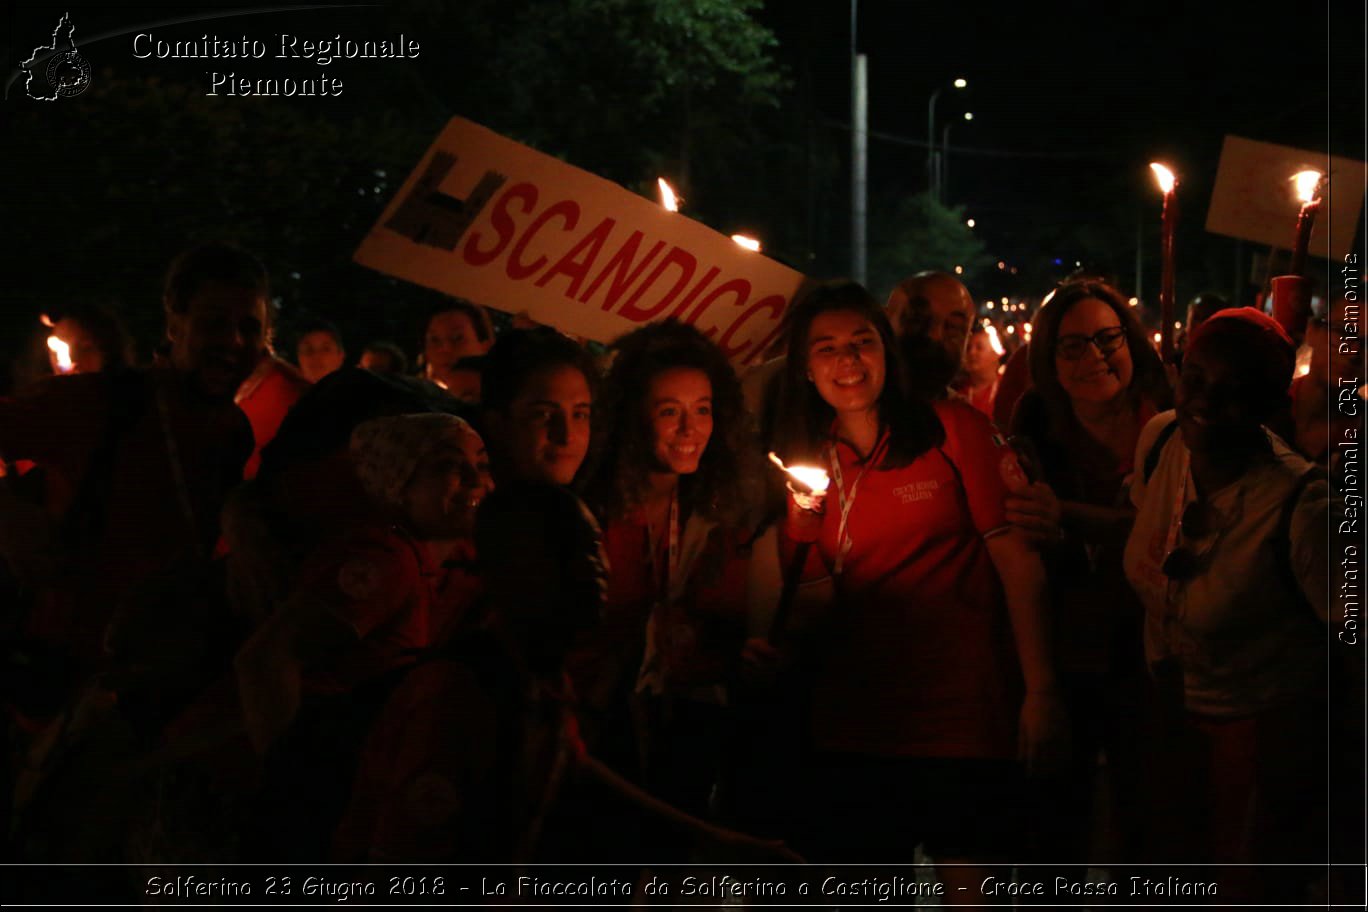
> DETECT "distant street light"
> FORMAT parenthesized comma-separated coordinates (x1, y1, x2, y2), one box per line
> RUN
(927, 77, 968, 200)
(940, 110, 975, 202)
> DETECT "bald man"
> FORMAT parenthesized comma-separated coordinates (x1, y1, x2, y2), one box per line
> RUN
(886, 271, 976, 400)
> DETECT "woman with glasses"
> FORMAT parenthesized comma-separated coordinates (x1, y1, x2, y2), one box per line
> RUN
(1124, 308, 1330, 902)
(1005, 279, 1171, 875)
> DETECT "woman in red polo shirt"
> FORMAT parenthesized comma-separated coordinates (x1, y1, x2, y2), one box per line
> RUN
(770, 281, 1063, 897)
(577, 320, 762, 842)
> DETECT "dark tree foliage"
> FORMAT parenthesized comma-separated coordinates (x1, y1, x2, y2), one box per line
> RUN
(2, 0, 790, 382)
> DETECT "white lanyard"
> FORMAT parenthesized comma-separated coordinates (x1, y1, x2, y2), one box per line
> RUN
(827, 432, 888, 577)
(645, 487, 680, 605)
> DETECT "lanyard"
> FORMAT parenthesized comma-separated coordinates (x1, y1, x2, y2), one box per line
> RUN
(638, 488, 681, 697)
(827, 431, 889, 577)
(645, 487, 680, 606)
(1160, 449, 1191, 607)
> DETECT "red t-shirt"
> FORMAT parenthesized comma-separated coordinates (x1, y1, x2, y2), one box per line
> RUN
(994, 343, 1033, 431)
(569, 512, 749, 706)
(298, 527, 481, 696)
(792, 399, 1022, 758)
(952, 377, 999, 420)
(235, 357, 311, 479)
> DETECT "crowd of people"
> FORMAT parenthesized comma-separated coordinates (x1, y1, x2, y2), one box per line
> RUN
(0, 242, 1357, 906)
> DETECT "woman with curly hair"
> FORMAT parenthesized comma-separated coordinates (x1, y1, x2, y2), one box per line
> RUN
(576, 319, 763, 841)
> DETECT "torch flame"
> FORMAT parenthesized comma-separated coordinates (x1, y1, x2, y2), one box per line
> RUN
(40, 313, 56, 328)
(1293, 170, 1324, 204)
(731, 234, 762, 252)
(1294, 344, 1312, 378)
(1149, 162, 1176, 195)
(657, 178, 681, 212)
(768, 452, 830, 494)
(47, 335, 74, 373)
(985, 324, 1006, 356)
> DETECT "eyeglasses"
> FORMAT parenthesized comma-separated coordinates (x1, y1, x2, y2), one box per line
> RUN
(1161, 500, 1213, 581)
(1056, 326, 1127, 361)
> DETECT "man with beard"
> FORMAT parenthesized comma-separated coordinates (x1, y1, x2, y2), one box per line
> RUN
(886, 271, 977, 401)
(1, 243, 264, 719)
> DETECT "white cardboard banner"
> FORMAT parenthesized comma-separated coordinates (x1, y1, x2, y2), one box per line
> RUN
(355, 117, 809, 365)
(1206, 135, 1364, 261)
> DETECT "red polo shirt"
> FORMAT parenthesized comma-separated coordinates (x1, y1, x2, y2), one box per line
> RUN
(791, 399, 1022, 758)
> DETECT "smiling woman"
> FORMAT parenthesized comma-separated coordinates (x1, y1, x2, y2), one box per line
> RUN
(1006, 278, 1172, 872)
(574, 319, 762, 856)
(1123, 308, 1330, 901)
(769, 280, 1065, 900)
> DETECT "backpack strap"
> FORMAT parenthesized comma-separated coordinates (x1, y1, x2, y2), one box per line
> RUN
(1272, 465, 1325, 612)
(1142, 418, 1180, 484)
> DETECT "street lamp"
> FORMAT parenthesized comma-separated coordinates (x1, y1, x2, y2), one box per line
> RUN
(850, 0, 867, 284)
(940, 111, 974, 202)
(927, 77, 967, 200)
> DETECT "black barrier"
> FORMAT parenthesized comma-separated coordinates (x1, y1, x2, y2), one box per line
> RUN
(2, 863, 1362, 907)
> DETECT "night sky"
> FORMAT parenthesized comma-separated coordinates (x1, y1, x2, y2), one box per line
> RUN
(3, 0, 1364, 341)
(761, 0, 1362, 298)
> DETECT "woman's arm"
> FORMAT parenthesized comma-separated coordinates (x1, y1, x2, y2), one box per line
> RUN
(1060, 500, 1136, 540)
(1005, 479, 1136, 546)
(984, 529, 1068, 775)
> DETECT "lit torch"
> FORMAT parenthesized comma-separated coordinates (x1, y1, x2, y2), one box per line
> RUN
(657, 178, 681, 212)
(47, 335, 74, 374)
(1294, 344, 1312, 378)
(1270, 169, 1325, 339)
(768, 451, 829, 496)
(1150, 162, 1179, 364)
(767, 452, 830, 642)
(985, 323, 1006, 356)
(1290, 170, 1324, 278)
(731, 234, 762, 252)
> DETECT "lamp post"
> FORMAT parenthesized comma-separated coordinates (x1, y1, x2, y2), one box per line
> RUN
(940, 111, 973, 202)
(927, 77, 967, 201)
(850, 0, 867, 285)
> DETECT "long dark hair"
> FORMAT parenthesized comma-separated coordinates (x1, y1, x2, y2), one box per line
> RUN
(772, 280, 943, 469)
(1028, 278, 1172, 434)
(584, 320, 760, 527)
